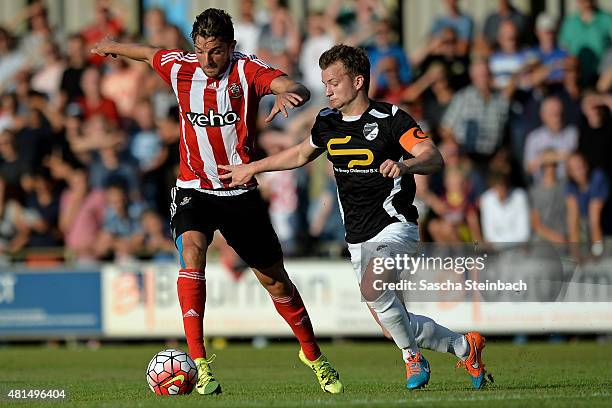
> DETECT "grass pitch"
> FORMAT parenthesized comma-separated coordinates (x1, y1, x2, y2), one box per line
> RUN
(0, 340, 610, 407)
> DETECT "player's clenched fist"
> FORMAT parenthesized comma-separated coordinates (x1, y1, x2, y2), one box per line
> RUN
(217, 164, 255, 187)
(379, 159, 407, 178)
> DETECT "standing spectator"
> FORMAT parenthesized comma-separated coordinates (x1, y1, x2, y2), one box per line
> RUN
(234, 0, 262, 56)
(480, 172, 530, 243)
(523, 96, 578, 182)
(441, 59, 509, 166)
(559, 0, 612, 87)
(565, 152, 608, 251)
(481, 0, 530, 52)
(367, 19, 412, 92)
(529, 150, 567, 243)
(430, 0, 474, 56)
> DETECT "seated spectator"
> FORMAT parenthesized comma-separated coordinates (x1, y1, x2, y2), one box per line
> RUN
(559, 0, 612, 87)
(23, 169, 61, 247)
(30, 40, 64, 103)
(234, 0, 262, 55)
(480, 171, 530, 243)
(0, 27, 27, 94)
(404, 63, 455, 140)
(134, 209, 175, 260)
(142, 7, 169, 48)
(58, 163, 106, 262)
(256, 1, 300, 75)
(258, 130, 299, 256)
(524, 96, 578, 182)
(101, 53, 146, 119)
(429, 0, 473, 56)
(441, 59, 509, 166)
(95, 179, 143, 261)
(299, 11, 339, 103)
(308, 163, 345, 254)
(565, 152, 609, 250)
(81, 0, 124, 66)
(371, 56, 410, 104)
(59, 33, 87, 107)
(528, 14, 568, 85)
(529, 150, 567, 243)
(578, 92, 612, 176)
(597, 47, 612, 92)
(0, 179, 30, 255)
(427, 167, 481, 243)
(0, 129, 28, 197)
(489, 20, 530, 91)
(367, 19, 411, 92)
(411, 26, 470, 91)
(481, 0, 530, 52)
(77, 66, 120, 125)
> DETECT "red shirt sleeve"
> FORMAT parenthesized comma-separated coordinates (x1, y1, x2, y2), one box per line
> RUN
(243, 56, 285, 98)
(152, 49, 184, 86)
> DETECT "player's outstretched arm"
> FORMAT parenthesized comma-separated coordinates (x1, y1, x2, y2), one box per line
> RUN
(380, 139, 444, 178)
(218, 138, 323, 187)
(265, 76, 311, 123)
(90, 37, 159, 66)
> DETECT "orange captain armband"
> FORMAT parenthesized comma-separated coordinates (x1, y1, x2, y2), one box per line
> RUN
(399, 127, 429, 152)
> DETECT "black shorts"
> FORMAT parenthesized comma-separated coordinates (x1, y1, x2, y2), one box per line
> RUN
(170, 187, 283, 269)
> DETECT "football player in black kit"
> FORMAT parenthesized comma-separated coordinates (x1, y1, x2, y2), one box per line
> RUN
(219, 44, 490, 391)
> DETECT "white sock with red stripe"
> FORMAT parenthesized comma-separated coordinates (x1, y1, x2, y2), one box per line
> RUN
(177, 268, 207, 359)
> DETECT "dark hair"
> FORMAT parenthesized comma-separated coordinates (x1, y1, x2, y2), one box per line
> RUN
(191, 8, 234, 44)
(319, 44, 370, 93)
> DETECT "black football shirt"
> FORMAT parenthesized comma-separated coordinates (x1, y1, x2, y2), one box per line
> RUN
(310, 100, 429, 244)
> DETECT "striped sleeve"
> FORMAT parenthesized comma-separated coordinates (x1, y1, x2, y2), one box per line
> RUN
(152, 49, 184, 85)
(243, 56, 285, 97)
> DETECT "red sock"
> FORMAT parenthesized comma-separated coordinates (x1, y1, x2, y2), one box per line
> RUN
(177, 269, 206, 359)
(270, 283, 321, 361)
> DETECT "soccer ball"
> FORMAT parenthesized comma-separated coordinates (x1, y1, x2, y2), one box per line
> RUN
(146, 349, 197, 395)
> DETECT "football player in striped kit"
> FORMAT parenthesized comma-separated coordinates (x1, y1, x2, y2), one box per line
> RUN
(92, 8, 343, 395)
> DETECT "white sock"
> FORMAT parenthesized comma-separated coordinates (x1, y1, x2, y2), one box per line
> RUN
(407, 313, 469, 359)
(368, 291, 420, 359)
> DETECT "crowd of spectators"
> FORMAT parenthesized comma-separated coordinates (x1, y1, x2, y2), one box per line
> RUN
(0, 0, 611, 269)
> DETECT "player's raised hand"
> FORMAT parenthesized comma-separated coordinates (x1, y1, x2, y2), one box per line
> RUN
(379, 159, 407, 178)
(265, 92, 303, 123)
(90, 37, 117, 58)
(217, 164, 255, 187)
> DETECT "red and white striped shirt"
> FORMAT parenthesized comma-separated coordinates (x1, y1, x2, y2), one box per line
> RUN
(152, 49, 284, 193)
